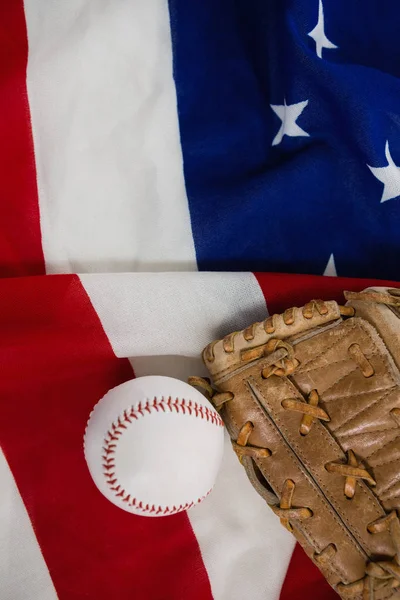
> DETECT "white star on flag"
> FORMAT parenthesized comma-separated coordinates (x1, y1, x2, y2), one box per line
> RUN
(367, 141, 400, 203)
(308, 0, 338, 59)
(323, 253, 337, 276)
(270, 100, 310, 146)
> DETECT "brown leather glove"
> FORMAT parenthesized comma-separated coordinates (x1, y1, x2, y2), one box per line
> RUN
(197, 287, 400, 600)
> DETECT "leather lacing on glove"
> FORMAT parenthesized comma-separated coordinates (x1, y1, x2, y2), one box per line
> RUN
(191, 289, 400, 600)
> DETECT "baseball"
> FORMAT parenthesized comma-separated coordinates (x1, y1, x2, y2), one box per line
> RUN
(84, 376, 224, 517)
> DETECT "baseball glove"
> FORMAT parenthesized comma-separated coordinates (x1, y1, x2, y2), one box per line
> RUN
(192, 286, 400, 600)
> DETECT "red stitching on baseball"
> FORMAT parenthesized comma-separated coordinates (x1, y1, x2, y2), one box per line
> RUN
(102, 396, 223, 515)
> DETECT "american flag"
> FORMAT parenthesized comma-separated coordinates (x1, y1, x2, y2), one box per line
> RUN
(0, 2, 398, 599)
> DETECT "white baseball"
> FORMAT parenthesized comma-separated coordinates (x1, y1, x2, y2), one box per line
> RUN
(84, 376, 224, 517)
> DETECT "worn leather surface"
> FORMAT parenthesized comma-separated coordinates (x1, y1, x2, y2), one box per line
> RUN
(203, 287, 400, 600)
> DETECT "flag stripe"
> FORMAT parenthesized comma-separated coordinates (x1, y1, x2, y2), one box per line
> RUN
(0, 450, 57, 600)
(79, 272, 268, 358)
(0, 2, 44, 277)
(187, 431, 295, 600)
(0, 274, 212, 600)
(24, 0, 196, 275)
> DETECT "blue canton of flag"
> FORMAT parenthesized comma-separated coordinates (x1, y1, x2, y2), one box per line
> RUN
(169, 0, 400, 279)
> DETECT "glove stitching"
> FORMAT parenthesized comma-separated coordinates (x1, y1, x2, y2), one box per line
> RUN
(369, 444, 400, 469)
(378, 475, 400, 496)
(340, 424, 397, 438)
(297, 357, 350, 376)
(332, 386, 397, 435)
(329, 384, 395, 403)
(298, 350, 377, 379)
(382, 487, 400, 502)
(250, 435, 356, 584)
(380, 480, 400, 501)
(214, 337, 352, 384)
(294, 319, 356, 372)
(224, 389, 396, 593)
(297, 321, 378, 390)
(296, 523, 352, 587)
(296, 331, 375, 380)
(207, 307, 347, 380)
(211, 358, 262, 380)
(299, 336, 387, 413)
(244, 376, 373, 564)
(295, 332, 363, 401)
(251, 377, 384, 554)
(303, 365, 360, 403)
(286, 375, 386, 526)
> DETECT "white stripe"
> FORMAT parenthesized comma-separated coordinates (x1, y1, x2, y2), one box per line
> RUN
(24, 0, 196, 274)
(0, 450, 58, 600)
(81, 271, 294, 600)
(188, 432, 295, 600)
(80, 272, 267, 358)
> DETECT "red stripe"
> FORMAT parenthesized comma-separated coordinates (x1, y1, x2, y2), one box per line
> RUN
(0, 274, 212, 600)
(255, 272, 398, 600)
(279, 544, 339, 600)
(0, 3, 44, 277)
